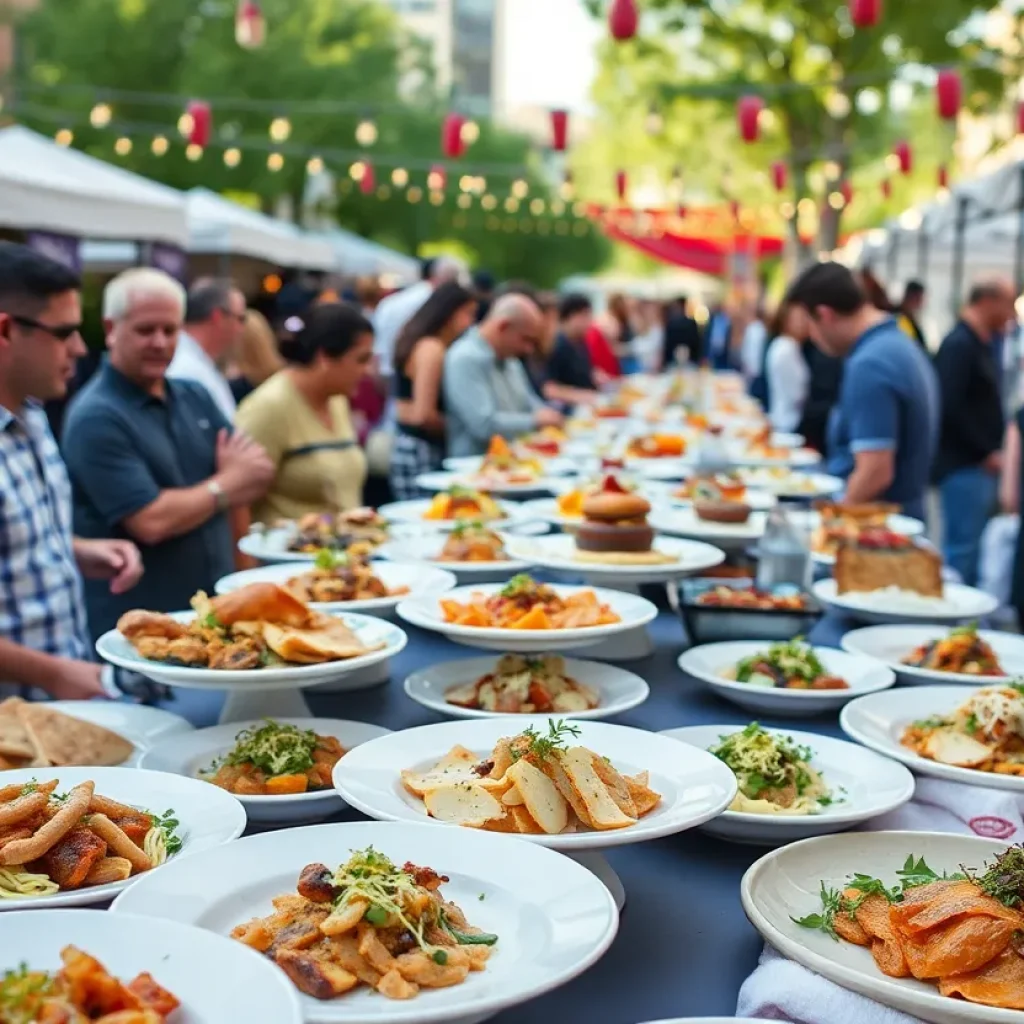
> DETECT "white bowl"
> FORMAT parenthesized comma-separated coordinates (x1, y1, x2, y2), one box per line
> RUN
(742, 831, 1015, 1024)
(403, 655, 650, 721)
(677, 641, 895, 716)
(840, 623, 1024, 685)
(395, 582, 658, 653)
(0, 765, 245, 909)
(661, 725, 914, 844)
(140, 718, 392, 824)
(840, 684, 1024, 793)
(333, 718, 738, 851)
(113, 820, 619, 1024)
(813, 579, 999, 625)
(374, 534, 536, 585)
(0, 909, 302, 1022)
(377, 498, 524, 531)
(647, 506, 768, 548)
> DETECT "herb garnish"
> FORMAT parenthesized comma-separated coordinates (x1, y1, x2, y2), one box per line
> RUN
(512, 719, 582, 761)
(149, 808, 183, 855)
(314, 547, 347, 571)
(735, 637, 824, 685)
(217, 719, 318, 777)
(970, 845, 1024, 908)
(500, 573, 537, 598)
(0, 964, 56, 1024)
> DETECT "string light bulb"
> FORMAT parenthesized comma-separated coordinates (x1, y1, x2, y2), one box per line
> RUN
(269, 117, 291, 142)
(457, 193, 472, 209)
(185, 143, 203, 161)
(391, 167, 409, 187)
(529, 198, 545, 215)
(90, 103, 113, 128)
(459, 175, 474, 192)
(407, 186, 423, 203)
(511, 178, 529, 199)
(267, 152, 284, 171)
(350, 161, 367, 181)
(114, 136, 132, 156)
(177, 112, 194, 137)
(306, 156, 324, 175)
(827, 190, 845, 210)
(429, 190, 445, 206)
(559, 180, 575, 201)
(504, 197, 520, 213)
(460, 120, 480, 144)
(55, 128, 74, 147)
(355, 119, 378, 146)
(151, 135, 169, 156)
(376, 185, 391, 199)
(427, 168, 446, 191)
(481, 194, 497, 210)
(224, 147, 242, 167)
(550, 199, 565, 216)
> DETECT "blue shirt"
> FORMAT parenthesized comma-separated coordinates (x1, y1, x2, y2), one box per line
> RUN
(62, 362, 234, 639)
(827, 318, 940, 522)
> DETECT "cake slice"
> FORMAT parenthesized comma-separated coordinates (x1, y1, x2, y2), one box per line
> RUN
(834, 531, 943, 596)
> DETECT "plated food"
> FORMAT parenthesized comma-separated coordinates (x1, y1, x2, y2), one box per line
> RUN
(737, 467, 843, 498)
(436, 522, 508, 563)
(518, 426, 565, 457)
(283, 549, 409, 604)
(117, 583, 384, 671)
(830, 529, 935, 586)
(674, 472, 746, 503)
(286, 508, 390, 554)
(727, 639, 848, 691)
(472, 435, 542, 486)
(902, 623, 1004, 676)
(625, 434, 686, 459)
(574, 478, 678, 566)
(0, 697, 133, 771)
(423, 487, 503, 523)
(444, 654, 599, 714)
(695, 585, 811, 611)
(811, 501, 902, 556)
(554, 474, 640, 521)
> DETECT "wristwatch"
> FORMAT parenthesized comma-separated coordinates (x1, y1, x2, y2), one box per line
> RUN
(207, 479, 230, 512)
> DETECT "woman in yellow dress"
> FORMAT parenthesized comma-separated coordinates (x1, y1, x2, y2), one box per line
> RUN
(236, 303, 374, 523)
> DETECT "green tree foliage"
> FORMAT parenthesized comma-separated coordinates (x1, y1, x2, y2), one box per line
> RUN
(8, 0, 607, 285)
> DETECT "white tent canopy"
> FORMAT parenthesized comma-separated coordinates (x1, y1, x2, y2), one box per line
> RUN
(314, 228, 419, 283)
(0, 125, 187, 244)
(186, 188, 335, 270)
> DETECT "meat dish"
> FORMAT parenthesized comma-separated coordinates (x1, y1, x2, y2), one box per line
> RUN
(726, 639, 848, 691)
(286, 508, 389, 554)
(422, 488, 503, 523)
(625, 434, 686, 458)
(902, 623, 1004, 676)
(694, 586, 810, 611)
(284, 549, 408, 604)
(436, 523, 509, 563)
(470, 436, 541, 486)
(444, 654, 599, 714)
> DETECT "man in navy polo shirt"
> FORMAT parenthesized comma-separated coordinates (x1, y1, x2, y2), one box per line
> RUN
(62, 269, 274, 640)
(785, 263, 939, 523)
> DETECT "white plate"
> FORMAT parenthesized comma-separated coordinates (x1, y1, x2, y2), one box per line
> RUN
(97, 611, 407, 689)
(503, 533, 725, 582)
(214, 560, 457, 615)
(377, 498, 523, 531)
(840, 685, 1024, 792)
(333, 718, 738, 850)
(677, 642, 896, 716)
(373, 535, 536, 585)
(742, 831, 1016, 1024)
(0, 765, 245, 909)
(395, 582, 658, 653)
(784, 510, 925, 566)
(665, 488, 778, 512)
(841, 624, 1024, 686)
(403, 656, 650, 721)
(140, 718, 393, 824)
(444, 454, 577, 477)
(812, 578, 999, 625)
(736, 468, 845, 499)
(237, 524, 417, 565)
(0, 909, 302, 1022)
(513, 497, 585, 532)
(647, 506, 768, 548)
(630, 459, 692, 480)
(414, 470, 558, 496)
(726, 445, 822, 469)
(661, 725, 914, 844)
(34, 701, 194, 768)
(113, 820, 619, 1024)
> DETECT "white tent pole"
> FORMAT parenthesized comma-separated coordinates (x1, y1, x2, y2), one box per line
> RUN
(951, 196, 969, 319)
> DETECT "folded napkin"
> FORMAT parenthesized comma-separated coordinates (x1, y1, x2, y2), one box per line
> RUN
(736, 777, 1024, 1023)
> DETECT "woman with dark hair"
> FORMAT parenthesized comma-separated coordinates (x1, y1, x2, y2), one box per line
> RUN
(235, 302, 375, 523)
(388, 281, 478, 499)
(762, 300, 811, 432)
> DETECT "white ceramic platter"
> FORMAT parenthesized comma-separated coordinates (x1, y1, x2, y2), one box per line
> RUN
(812, 579, 999, 625)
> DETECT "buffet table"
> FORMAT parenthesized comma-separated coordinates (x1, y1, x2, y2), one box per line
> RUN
(159, 605, 853, 1024)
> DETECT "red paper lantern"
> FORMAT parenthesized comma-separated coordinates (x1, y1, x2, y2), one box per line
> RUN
(840, 180, 854, 206)
(1016, 102, 1024, 136)
(936, 69, 962, 121)
(360, 161, 375, 195)
(737, 95, 765, 143)
(849, 0, 882, 28)
(893, 140, 912, 175)
(186, 100, 211, 148)
(771, 161, 787, 192)
(441, 113, 466, 159)
(881, 179, 892, 200)
(609, 0, 638, 41)
(937, 165, 949, 189)
(550, 109, 569, 152)
(615, 170, 627, 202)
(235, 0, 265, 49)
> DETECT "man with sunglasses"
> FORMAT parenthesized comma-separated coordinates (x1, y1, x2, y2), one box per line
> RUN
(167, 277, 246, 422)
(0, 242, 144, 700)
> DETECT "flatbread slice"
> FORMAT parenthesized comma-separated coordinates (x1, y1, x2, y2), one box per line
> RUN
(263, 620, 383, 663)
(0, 698, 35, 759)
(16, 704, 134, 767)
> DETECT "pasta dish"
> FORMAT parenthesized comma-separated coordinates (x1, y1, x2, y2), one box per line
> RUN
(436, 523, 508, 563)
(708, 723, 835, 815)
(233, 847, 496, 1001)
(0, 779, 180, 898)
(726, 639, 848, 691)
(439, 575, 621, 630)
(0, 947, 179, 1023)
(901, 685, 1024, 774)
(423, 487, 503, 522)
(201, 720, 346, 796)
(286, 508, 389, 554)
(795, 847, 1024, 1009)
(444, 654, 599, 714)
(401, 720, 660, 834)
(284, 549, 408, 604)
(902, 623, 1004, 676)
(117, 583, 383, 671)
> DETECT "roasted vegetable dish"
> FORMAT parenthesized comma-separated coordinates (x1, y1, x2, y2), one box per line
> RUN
(902, 624, 1004, 676)
(444, 654, 599, 714)
(727, 639, 848, 691)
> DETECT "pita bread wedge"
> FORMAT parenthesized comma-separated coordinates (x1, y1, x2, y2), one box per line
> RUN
(0, 699, 35, 760)
(16, 704, 134, 767)
(263, 619, 383, 664)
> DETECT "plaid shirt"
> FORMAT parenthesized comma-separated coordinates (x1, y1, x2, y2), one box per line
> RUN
(0, 400, 89, 660)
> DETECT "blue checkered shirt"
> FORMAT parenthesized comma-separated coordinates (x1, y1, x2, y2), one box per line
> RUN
(0, 401, 89, 660)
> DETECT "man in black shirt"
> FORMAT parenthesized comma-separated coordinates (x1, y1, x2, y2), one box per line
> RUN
(540, 293, 601, 409)
(663, 295, 702, 367)
(897, 280, 928, 349)
(933, 276, 1016, 584)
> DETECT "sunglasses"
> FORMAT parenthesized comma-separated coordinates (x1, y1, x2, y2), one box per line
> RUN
(10, 315, 83, 342)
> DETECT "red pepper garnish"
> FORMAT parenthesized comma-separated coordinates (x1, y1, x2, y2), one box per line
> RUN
(600, 473, 627, 493)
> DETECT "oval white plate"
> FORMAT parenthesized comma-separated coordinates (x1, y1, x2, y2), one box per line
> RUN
(630, 459, 693, 481)
(0, 765, 245, 909)
(661, 725, 914, 844)
(396, 582, 658, 653)
(742, 831, 1016, 1024)
(237, 524, 416, 565)
(214, 560, 456, 615)
(0, 909, 302, 1022)
(403, 655, 650, 721)
(377, 498, 523, 531)
(647, 506, 768, 548)
(444, 454, 577, 477)
(37, 701, 193, 768)
(841, 624, 1024, 686)
(840, 684, 1024, 793)
(373, 535, 536, 585)
(140, 718, 392, 824)
(812, 578, 999, 625)
(784, 510, 925, 566)
(736, 468, 844, 499)
(97, 612, 407, 690)
(333, 718, 738, 850)
(113, 820, 619, 1024)
(678, 642, 896, 716)
(503, 533, 725, 582)
(726, 445, 821, 469)
(414, 470, 558, 496)
(666, 488, 778, 512)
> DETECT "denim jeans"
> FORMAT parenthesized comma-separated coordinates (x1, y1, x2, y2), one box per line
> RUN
(939, 464, 998, 586)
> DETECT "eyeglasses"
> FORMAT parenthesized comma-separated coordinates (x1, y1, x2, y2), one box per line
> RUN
(10, 315, 83, 342)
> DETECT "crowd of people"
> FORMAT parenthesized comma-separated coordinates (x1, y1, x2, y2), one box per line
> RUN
(1, 235, 1023, 706)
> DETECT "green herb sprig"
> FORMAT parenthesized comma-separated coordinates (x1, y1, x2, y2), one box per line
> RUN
(149, 808, 183, 856)
(513, 719, 582, 761)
